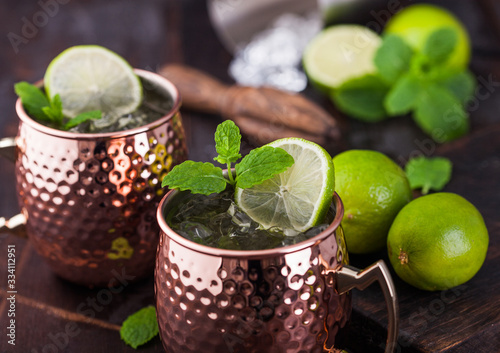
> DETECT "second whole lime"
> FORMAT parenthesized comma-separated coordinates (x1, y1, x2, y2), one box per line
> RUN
(333, 150, 412, 254)
(387, 193, 489, 291)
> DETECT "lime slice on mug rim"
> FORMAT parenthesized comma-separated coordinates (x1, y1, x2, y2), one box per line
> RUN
(235, 138, 335, 232)
(44, 45, 142, 118)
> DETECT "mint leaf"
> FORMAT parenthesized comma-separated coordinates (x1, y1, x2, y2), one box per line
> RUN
(385, 73, 422, 116)
(14, 82, 51, 122)
(374, 34, 414, 84)
(64, 110, 102, 130)
(331, 74, 390, 122)
(214, 120, 242, 165)
(235, 146, 294, 189)
(15, 82, 103, 131)
(405, 156, 452, 194)
(437, 70, 476, 103)
(413, 84, 468, 142)
(162, 161, 226, 195)
(120, 306, 159, 349)
(42, 94, 64, 124)
(423, 28, 458, 64)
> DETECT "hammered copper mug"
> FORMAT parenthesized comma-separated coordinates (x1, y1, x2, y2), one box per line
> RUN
(155, 188, 399, 353)
(0, 69, 187, 287)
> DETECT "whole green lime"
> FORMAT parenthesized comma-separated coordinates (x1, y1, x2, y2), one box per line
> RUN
(385, 4, 471, 70)
(333, 150, 412, 254)
(387, 193, 489, 291)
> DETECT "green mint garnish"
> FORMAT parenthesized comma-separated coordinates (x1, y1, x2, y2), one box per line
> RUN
(14, 81, 52, 122)
(405, 156, 452, 194)
(213, 119, 242, 165)
(120, 306, 159, 349)
(384, 73, 421, 116)
(14, 81, 102, 130)
(374, 34, 414, 85)
(162, 120, 294, 195)
(422, 28, 458, 65)
(331, 74, 390, 122)
(437, 70, 476, 104)
(161, 161, 226, 195)
(42, 93, 64, 124)
(413, 83, 468, 142)
(235, 146, 294, 189)
(334, 27, 476, 143)
(64, 110, 102, 130)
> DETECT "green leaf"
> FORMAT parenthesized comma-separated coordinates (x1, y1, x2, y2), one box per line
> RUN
(213, 120, 242, 165)
(385, 73, 422, 116)
(423, 27, 458, 64)
(374, 34, 414, 84)
(42, 94, 64, 124)
(405, 156, 452, 194)
(162, 161, 226, 195)
(413, 84, 468, 142)
(235, 146, 294, 189)
(64, 110, 102, 130)
(14, 82, 51, 122)
(120, 306, 159, 349)
(437, 70, 476, 103)
(331, 74, 390, 122)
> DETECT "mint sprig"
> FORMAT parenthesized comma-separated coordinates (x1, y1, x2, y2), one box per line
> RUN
(333, 26, 476, 143)
(14, 81, 102, 130)
(380, 27, 474, 142)
(120, 306, 159, 349)
(162, 121, 294, 195)
(405, 156, 452, 194)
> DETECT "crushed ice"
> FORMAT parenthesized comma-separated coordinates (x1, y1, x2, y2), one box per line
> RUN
(229, 11, 322, 92)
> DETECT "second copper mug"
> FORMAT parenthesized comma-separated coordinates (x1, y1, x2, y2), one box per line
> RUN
(0, 69, 187, 287)
(155, 187, 399, 353)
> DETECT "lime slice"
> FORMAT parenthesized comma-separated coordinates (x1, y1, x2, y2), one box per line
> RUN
(235, 138, 335, 232)
(44, 45, 142, 118)
(303, 25, 381, 92)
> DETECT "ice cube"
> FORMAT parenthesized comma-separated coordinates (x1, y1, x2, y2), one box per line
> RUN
(266, 67, 308, 92)
(231, 208, 253, 228)
(177, 221, 213, 240)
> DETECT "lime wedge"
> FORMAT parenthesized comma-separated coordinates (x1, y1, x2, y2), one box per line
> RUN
(303, 25, 381, 92)
(235, 138, 335, 232)
(44, 45, 142, 118)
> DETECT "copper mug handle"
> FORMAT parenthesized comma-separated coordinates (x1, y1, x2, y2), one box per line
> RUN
(326, 259, 399, 353)
(0, 137, 27, 238)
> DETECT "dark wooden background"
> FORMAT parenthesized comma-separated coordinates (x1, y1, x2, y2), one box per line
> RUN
(1, 0, 499, 352)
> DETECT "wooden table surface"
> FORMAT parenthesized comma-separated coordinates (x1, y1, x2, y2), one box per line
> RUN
(1, 0, 499, 352)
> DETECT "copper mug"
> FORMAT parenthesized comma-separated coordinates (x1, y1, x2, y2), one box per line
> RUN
(0, 69, 188, 287)
(155, 186, 399, 353)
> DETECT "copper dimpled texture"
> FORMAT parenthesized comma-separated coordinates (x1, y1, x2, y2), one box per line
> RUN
(155, 190, 351, 353)
(14, 70, 187, 287)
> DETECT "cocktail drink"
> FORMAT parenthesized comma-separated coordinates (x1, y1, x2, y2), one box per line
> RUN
(2, 46, 188, 287)
(155, 122, 399, 353)
(166, 185, 335, 250)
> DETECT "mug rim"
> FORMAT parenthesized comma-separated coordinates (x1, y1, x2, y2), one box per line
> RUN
(15, 69, 182, 140)
(156, 187, 345, 259)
